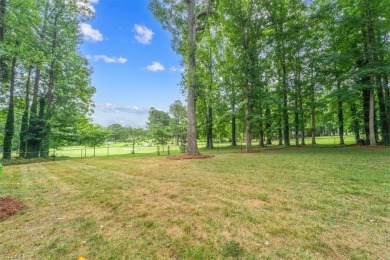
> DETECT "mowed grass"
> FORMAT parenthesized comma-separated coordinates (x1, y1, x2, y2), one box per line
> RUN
(45, 135, 358, 159)
(0, 147, 389, 259)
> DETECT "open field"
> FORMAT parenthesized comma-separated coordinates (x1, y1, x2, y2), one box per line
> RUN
(0, 147, 389, 259)
(1, 135, 360, 161)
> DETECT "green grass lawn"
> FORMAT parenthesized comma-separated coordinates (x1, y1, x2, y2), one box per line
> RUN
(53, 143, 182, 159)
(0, 146, 389, 259)
(51, 135, 358, 159)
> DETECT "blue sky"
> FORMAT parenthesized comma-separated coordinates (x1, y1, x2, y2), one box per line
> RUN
(79, 0, 184, 127)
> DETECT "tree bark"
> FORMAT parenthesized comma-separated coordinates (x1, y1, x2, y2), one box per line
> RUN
(377, 81, 389, 144)
(185, 0, 210, 155)
(369, 87, 376, 146)
(2, 57, 16, 160)
(311, 84, 316, 145)
(206, 106, 213, 149)
(0, 0, 7, 85)
(365, 0, 377, 146)
(259, 103, 264, 147)
(278, 111, 283, 145)
(0, 0, 5, 42)
(294, 85, 299, 146)
(336, 78, 344, 145)
(245, 96, 252, 152)
(19, 66, 33, 158)
(186, 19, 199, 155)
(231, 111, 237, 146)
(299, 92, 305, 145)
(265, 107, 272, 145)
(350, 103, 360, 140)
(281, 53, 290, 146)
(27, 0, 50, 157)
(384, 75, 390, 143)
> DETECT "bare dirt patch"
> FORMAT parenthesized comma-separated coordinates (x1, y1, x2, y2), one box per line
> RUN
(0, 196, 25, 221)
(167, 154, 215, 160)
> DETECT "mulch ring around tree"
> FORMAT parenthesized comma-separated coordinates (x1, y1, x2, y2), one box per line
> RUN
(167, 154, 215, 160)
(0, 196, 25, 221)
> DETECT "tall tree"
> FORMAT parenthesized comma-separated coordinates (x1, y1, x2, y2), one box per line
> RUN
(149, 0, 211, 155)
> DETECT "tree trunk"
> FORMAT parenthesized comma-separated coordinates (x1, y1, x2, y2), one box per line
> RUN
(350, 103, 360, 140)
(299, 93, 305, 145)
(231, 112, 237, 146)
(0, 0, 5, 42)
(369, 87, 376, 146)
(335, 77, 344, 145)
(245, 83, 252, 152)
(310, 83, 316, 145)
(377, 82, 389, 144)
(41, 12, 59, 158)
(278, 112, 283, 145)
(365, 0, 377, 146)
(206, 106, 213, 149)
(186, 0, 199, 155)
(281, 54, 290, 146)
(245, 109, 252, 151)
(338, 100, 344, 145)
(31, 68, 40, 115)
(175, 135, 179, 146)
(19, 66, 33, 158)
(259, 104, 264, 148)
(384, 75, 390, 143)
(294, 90, 299, 146)
(0, 0, 6, 83)
(362, 88, 370, 144)
(265, 106, 272, 145)
(2, 57, 16, 160)
(39, 98, 49, 157)
(27, 68, 42, 158)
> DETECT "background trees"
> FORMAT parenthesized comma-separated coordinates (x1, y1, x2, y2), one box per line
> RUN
(151, 0, 390, 150)
(0, 0, 95, 159)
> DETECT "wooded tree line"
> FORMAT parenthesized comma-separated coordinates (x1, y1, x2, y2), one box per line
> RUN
(147, 100, 187, 146)
(150, 0, 390, 153)
(0, 0, 95, 159)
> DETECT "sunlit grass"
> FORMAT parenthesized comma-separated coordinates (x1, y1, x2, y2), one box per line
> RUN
(0, 146, 389, 259)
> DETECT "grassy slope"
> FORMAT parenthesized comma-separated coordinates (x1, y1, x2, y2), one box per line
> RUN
(0, 147, 389, 259)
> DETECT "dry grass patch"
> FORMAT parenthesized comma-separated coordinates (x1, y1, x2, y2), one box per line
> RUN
(0, 196, 25, 221)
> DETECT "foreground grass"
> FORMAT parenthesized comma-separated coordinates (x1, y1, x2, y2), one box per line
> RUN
(0, 147, 389, 259)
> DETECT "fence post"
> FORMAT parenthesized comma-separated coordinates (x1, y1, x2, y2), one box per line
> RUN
(168, 145, 170, 155)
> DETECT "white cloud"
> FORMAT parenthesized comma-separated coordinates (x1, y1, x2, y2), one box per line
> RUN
(134, 24, 154, 45)
(170, 66, 185, 72)
(96, 103, 148, 114)
(93, 103, 148, 127)
(80, 23, 103, 42)
(88, 55, 127, 64)
(146, 62, 164, 72)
